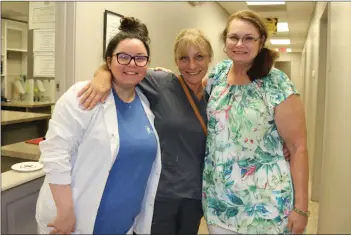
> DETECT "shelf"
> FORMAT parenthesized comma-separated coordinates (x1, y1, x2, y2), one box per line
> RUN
(7, 49, 27, 53)
(6, 73, 25, 76)
(2, 19, 29, 99)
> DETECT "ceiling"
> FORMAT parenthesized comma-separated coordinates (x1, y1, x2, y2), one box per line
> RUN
(217, 1, 316, 53)
(1, 2, 29, 22)
(1, 1, 315, 53)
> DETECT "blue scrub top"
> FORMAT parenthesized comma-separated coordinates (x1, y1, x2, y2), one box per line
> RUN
(93, 89, 157, 234)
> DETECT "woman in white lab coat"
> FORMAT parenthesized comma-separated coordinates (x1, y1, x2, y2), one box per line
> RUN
(35, 17, 161, 235)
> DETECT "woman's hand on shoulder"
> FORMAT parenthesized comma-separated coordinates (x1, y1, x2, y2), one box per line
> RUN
(202, 77, 208, 88)
(283, 143, 290, 161)
(151, 67, 174, 74)
(77, 64, 112, 110)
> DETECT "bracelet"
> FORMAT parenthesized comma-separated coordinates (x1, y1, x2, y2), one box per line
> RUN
(293, 207, 310, 218)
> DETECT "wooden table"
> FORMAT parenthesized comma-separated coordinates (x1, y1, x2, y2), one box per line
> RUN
(1, 101, 54, 114)
(1, 110, 50, 146)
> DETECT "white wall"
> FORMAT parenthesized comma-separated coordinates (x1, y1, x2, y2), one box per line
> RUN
(318, 2, 351, 233)
(303, 2, 351, 233)
(276, 52, 303, 94)
(302, 2, 328, 185)
(74, 2, 229, 82)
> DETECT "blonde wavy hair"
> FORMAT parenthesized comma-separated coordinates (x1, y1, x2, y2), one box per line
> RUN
(173, 29, 213, 62)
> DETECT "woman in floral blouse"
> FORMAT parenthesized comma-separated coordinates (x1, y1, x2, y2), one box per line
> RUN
(202, 10, 309, 234)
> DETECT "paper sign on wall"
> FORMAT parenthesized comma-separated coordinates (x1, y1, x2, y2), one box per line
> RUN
(264, 18, 278, 36)
(33, 29, 55, 52)
(34, 53, 55, 77)
(29, 2, 56, 29)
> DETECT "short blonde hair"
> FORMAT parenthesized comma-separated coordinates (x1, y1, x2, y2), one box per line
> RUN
(173, 29, 213, 62)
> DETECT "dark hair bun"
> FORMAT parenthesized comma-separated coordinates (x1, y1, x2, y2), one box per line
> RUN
(119, 17, 149, 40)
(104, 16, 151, 62)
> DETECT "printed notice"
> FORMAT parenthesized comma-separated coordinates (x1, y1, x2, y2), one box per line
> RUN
(34, 53, 55, 77)
(33, 29, 55, 52)
(29, 2, 55, 29)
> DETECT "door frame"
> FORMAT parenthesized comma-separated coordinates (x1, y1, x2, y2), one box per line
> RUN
(55, 2, 76, 101)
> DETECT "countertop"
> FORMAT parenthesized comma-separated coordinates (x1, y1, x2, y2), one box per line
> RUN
(1, 110, 51, 126)
(1, 101, 54, 108)
(1, 141, 41, 161)
(1, 141, 44, 191)
(1, 169, 45, 191)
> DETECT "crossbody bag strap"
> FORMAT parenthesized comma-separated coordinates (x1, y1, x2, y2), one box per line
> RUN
(177, 75, 208, 136)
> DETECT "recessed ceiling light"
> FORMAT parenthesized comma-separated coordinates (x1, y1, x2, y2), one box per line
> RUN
(246, 1, 285, 5)
(270, 39, 290, 45)
(277, 22, 289, 32)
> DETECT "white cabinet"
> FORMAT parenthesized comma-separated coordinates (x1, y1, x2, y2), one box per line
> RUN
(1, 177, 44, 234)
(1, 19, 28, 99)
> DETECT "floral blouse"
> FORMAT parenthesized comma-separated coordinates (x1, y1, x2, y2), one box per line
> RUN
(202, 60, 298, 234)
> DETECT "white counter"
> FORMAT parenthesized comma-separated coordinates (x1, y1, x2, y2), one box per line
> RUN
(1, 141, 45, 191)
(1, 101, 54, 108)
(1, 169, 45, 191)
(1, 141, 41, 161)
(1, 110, 50, 126)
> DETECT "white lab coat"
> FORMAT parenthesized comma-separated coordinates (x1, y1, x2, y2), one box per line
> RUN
(36, 81, 161, 234)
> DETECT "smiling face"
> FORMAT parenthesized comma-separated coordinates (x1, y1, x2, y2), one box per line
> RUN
(174, 29, 213, 87)
(225, 19, 263, 65)
(107, 38, 149, 88)
(175, 45, 210, 87)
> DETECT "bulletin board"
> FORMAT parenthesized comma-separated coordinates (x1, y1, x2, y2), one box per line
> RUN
(103, 10, 124, 56)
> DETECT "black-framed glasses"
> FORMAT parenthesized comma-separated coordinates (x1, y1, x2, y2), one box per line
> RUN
(114, 52, 149, 67)
(227, 34, 261, 45)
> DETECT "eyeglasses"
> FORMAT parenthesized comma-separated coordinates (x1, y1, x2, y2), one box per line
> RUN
(227, 35, 261, 45)
(114, 52, 149, 67)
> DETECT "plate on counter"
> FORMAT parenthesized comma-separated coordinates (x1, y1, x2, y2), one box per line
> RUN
(11, 161, 43, 172)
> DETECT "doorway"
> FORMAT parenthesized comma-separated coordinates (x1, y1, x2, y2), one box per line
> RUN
(274, 61, 292, 79)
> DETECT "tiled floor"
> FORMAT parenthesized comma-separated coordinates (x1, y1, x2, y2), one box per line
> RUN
(197, 200, 320, 234)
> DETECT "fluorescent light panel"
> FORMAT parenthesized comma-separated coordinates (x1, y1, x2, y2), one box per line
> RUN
(270, 39, 290, 45)
(277, 22, 289, 32)
(246, 1, 285, 5)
